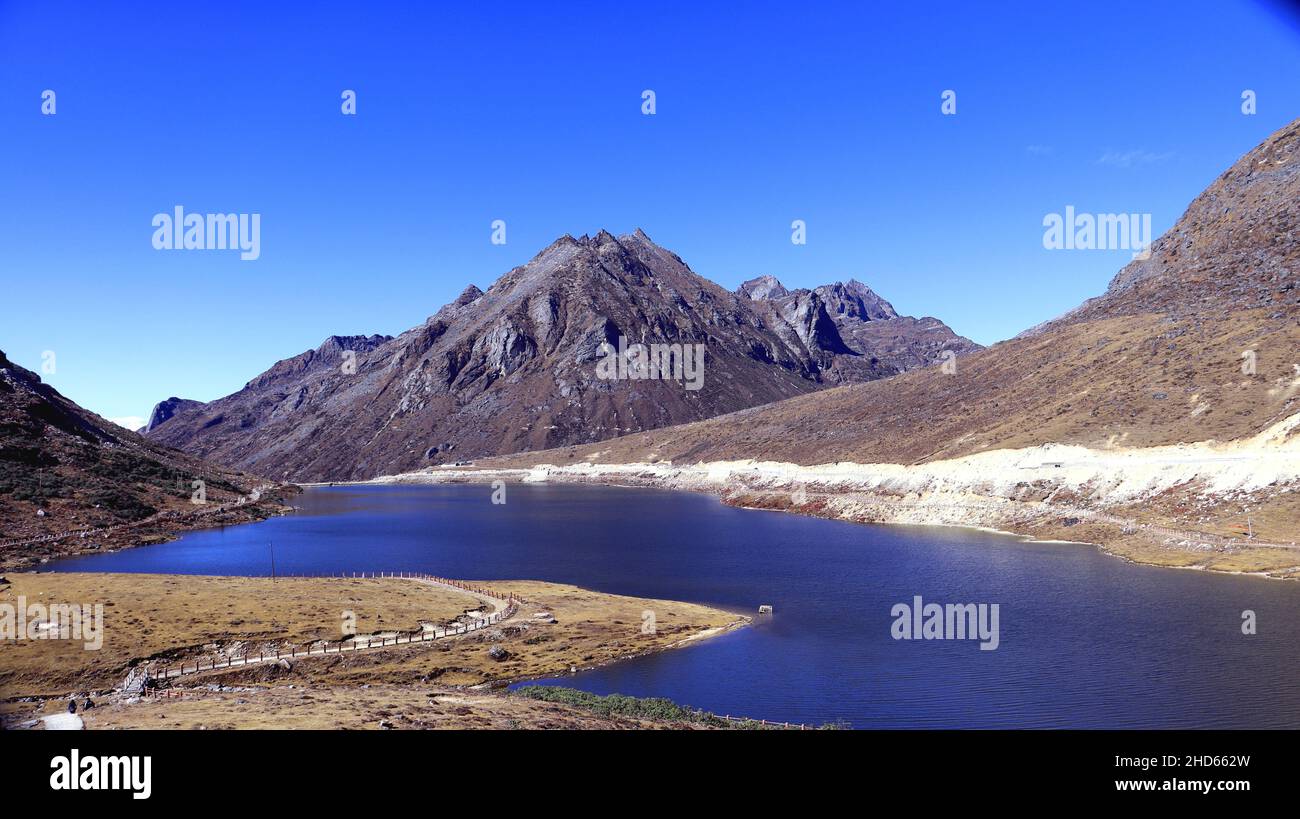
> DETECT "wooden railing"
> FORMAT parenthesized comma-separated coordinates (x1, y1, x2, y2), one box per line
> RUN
(139, 572, 523, 684)
(716, 714, 812, 730)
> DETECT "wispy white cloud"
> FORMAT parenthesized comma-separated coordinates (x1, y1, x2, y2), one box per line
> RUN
(1096, 149, 1173, 168)
(109, 416, 146, 431)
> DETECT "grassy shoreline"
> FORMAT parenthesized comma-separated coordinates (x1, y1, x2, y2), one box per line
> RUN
(1, 571, 750, 730)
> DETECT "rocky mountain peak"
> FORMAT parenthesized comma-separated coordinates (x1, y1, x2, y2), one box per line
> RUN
(144, 397, 204, 433)
(454, 285, 484, 306)
(732, 273, 974, 374)
(815, 279, 899, 322)
(737, 275, 790, 300)
(148, 230, 979, 480)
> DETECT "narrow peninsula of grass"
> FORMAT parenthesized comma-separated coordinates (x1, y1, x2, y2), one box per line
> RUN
(513, 686, 850, 729)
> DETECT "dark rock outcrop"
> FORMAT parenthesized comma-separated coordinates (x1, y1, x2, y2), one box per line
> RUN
(144, 397, 204, 433)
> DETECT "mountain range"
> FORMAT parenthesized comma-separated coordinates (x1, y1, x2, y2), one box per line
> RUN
(144, 231, 976, 481)
(498, 118, 1299, 467)
(737, 275, 982, 378)
(438, 117, 1300, 574)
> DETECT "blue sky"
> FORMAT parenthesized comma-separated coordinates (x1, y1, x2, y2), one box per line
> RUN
(2, 0, 1299, 427)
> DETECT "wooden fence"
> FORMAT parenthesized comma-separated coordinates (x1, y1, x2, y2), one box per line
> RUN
(141, 571, 524, 684)
(716, 714, 812, 730)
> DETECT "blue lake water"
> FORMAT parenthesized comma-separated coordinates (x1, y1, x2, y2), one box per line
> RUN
(46, 484, 1300, 728)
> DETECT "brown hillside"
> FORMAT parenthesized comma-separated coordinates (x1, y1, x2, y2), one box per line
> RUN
(485, 118, 1300, 469)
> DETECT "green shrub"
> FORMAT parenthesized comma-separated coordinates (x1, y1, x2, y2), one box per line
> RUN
(85, 486, 156, 521)
(513, 685, 730, 727)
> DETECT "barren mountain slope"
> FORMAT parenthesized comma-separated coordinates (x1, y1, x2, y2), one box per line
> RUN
(0, 350, 286, 569)
(488, 118, 1300, 469)
(150, 230, 883, 481)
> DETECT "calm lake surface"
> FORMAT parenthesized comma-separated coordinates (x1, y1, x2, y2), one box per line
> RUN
(47, 484, 1300, 728)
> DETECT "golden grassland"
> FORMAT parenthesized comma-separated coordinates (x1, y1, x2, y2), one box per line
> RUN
(71, 685, 711, 730)
(0, 573, 478, 698)
(0, 572, 747, 730)
(239, 579, 745, 689)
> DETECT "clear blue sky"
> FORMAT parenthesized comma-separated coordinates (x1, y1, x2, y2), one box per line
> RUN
(3, 0, 1299, 426)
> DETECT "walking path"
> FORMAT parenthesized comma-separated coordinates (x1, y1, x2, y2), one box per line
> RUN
(1, 483, 279, 551)
(139, 573, 521, 685)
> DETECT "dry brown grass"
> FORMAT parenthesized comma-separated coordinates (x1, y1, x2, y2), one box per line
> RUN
(0, 572, 747, 729)
(235, 579, 747, 690)
(0, 574, 482, 698)
(68, 685, 705, 730)
(484, 310, 1300, 469)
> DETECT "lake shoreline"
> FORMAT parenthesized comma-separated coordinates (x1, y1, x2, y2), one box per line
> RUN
(0, 488, 299, 574)
(0, 571, 750, 730)
(502, 613, 751, 691)
(27, 481, 1300, 729)
(360, 465, 1300, 582)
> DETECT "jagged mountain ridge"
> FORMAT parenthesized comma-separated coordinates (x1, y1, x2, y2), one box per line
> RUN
(152, 229, 974, 481)
(738, 276, 982, 377)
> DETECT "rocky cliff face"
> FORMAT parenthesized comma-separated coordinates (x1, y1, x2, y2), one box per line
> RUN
(815, 279, 898, 322)
(152, 230, 946, 481)
(144, 397, 205, 433)
(738, 276, 981, 378)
